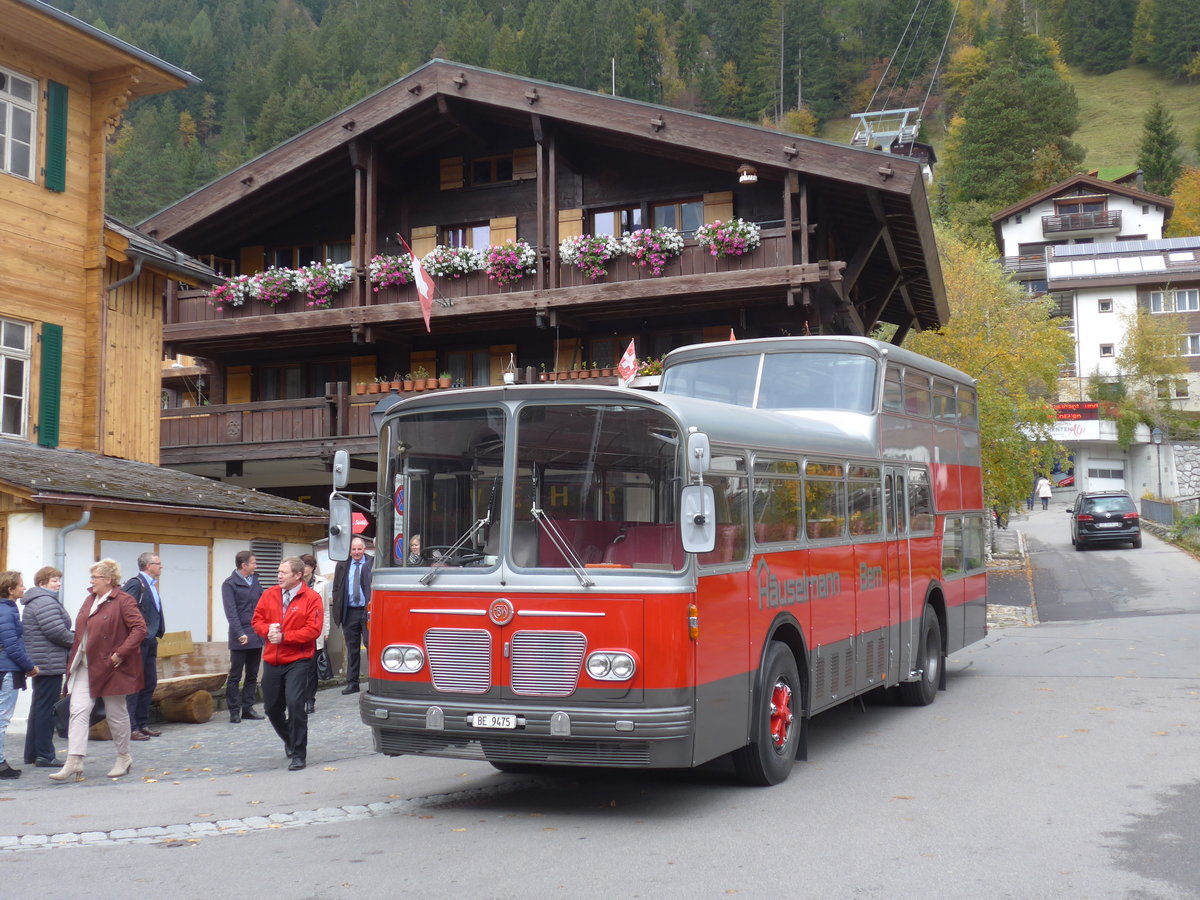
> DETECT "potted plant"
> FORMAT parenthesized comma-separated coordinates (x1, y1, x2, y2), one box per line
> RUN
(422, 245, 484, 280)
(412, 366, 429, 391)
(354, 382, 367, 395)
(569, 363, 581, 379)
(438, 371, 452, 388)
(558, 234, 623, 281)
(484, 240, 538, 287)
(620, 226, 684, 276)
(402, 372, 415, 392)
(367, 376, 383, 394)
(694, 218, 762, 259)
(294, 259, 353, 308)
(539, 363, 548, 383)
(368, 254, 413, 292)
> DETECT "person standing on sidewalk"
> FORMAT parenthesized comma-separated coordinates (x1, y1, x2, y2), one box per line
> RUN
(332, 537, 372, 694)
(20, 566, 73, 769)
(1036, 476, 1053, 511)
(123, 552, 165, 741)
(299, 554, 331, 715)
(252, 557, 322, 771)
(221, 551, 265, 723)
(0, 571, 39, 779)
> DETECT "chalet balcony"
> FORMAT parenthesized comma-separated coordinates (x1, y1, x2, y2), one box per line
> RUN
(999, 254, 1047, 275)
(1041, 210, 1121, 237)
(164, 230, 814, 354)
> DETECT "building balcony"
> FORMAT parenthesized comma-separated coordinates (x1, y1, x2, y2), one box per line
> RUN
(163, 231, 812, 355)
(1041, 210, 1121, 237)
(999, 255, 1047, 276)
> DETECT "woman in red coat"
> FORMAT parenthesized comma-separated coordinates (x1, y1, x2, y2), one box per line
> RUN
(49, 559, 147, 782)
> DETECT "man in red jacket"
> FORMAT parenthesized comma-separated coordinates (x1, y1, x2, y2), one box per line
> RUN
(252, 557, 322, 771)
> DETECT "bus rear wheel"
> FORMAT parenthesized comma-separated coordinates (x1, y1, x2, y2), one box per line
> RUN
(732, 642, 801, 786)
(899, 605, 942, 707)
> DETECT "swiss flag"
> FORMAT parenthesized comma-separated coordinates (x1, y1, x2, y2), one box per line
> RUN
(729, 328, 736, 341)
(397, 233, 435, 332)
(617, 339, 638, 385)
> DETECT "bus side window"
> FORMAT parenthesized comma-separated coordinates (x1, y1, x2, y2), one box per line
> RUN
(882, 365, 903, 412)
(904, 371, 931, 418)
(699, 455, 748, 565)
(908, 468, 934, 532)
(957, 386, 979, 427)
(942, 516, 963, 575)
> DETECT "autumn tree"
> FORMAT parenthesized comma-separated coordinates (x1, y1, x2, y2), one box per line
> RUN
(1165, 167, 1200, 238)
(1099, 306, 1191, 445)
(1137, 97, 1183, 196)
(904, 228, 1074, 514)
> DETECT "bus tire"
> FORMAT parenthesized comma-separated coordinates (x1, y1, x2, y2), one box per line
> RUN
(899, 605, 942, 707)
(732, 642, 800, 786)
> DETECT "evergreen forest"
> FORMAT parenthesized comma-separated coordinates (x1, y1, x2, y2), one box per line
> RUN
(45, 0, 1200, 224)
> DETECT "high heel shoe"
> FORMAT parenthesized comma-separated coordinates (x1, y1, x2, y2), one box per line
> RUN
(107, 754, 133, 778)
(48, 754, 85, 782)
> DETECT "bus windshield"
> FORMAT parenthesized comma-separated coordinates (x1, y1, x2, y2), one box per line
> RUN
(514, 403, 684, 571)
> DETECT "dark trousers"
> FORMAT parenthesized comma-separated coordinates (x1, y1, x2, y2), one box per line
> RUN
(306, 649, 324, 703)
(262, 657, 310, 760)
(342, 607, 366, 683)
(226, 647, 263, 712)
(24, 673, 63, 764)
(126, 638, 158, 730)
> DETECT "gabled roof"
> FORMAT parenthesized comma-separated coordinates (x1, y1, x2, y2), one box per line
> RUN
(990, 173, 1174, 224)
(6, 0, 198, 95)
(141, 60, 947, 332)
(0, 441, 325, 523)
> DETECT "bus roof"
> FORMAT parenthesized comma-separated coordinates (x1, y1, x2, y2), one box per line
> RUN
(662, 335, 975, 386)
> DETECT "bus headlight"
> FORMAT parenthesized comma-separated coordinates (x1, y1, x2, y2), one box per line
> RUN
(381, 644, 424, 673)
(586, 651, 637, 682)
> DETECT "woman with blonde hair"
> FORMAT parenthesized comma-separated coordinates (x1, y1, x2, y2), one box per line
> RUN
(50, 559, 146, 782)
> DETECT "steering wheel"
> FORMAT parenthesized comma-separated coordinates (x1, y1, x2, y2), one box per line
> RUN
(422, 546, 486, 566)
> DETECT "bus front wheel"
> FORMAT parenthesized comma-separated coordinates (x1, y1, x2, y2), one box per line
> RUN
(899, 605, 942, 707)
(732, 642, 800, 786)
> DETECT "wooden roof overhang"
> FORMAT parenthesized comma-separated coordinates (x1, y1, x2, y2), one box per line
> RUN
(143, 60, 947, 343)
(7, 0, 198, 95)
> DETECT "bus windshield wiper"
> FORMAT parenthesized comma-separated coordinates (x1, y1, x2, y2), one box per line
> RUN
(531, 505, 594, 587)
(419, 515, 490, 586)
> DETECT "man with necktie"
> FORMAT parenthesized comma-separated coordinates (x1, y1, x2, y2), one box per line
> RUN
(123, 552, 165, 740)
(251, 557, 322, 771)
(332, 536, 372, 694)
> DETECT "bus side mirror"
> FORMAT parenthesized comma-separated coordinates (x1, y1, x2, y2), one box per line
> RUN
(328, 493, 352, 560)
(680, 484, 716, 554)
(686, 432, 710, 475)
(332, 449, 349, 490)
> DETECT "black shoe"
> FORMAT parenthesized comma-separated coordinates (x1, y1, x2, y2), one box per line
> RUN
(305, 701, 315, 714)
(341, 684, 359, 694)
(34, 757, 63, 768)
(0, 763, 21, 779)
(229, 709, 242, 723)
(241, 708, 264, 720)
(288, 757, 306, 771)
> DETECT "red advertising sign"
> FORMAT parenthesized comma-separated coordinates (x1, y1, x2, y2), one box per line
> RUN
(1054, 402, 1099, 421)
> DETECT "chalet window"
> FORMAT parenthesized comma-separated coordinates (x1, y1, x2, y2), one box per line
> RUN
(1098, 299, 1113, 313)
(1157, 379, 1189, 399)
(0, 65, 37, 182)
(442, 224, 490, 249)
(0, 318, 31, 438)
(1055, 197, 1105, 214)
(1099, 343, 1115, 358)
(444, 350, 492, 386)
(1150, 289, 1200, 313)
(1180, 335, 1200, 357)
(470, 154, 514, 186)
(266, 241, 348, 269)
(253, 360, 349, 401)
(652, 199, 703, 235)
(592, 206, 642, 237)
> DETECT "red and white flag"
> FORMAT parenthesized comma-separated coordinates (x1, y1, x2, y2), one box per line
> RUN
(729, 328, 736, 341)
(397, 233, 435, 332)
(617, 339, 638, 385)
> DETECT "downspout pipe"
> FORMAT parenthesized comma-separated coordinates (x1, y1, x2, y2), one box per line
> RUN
(54, 509, 91, 602)
(105, 253, 145, 292)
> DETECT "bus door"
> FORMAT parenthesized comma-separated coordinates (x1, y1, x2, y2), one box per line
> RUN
(883, 467, 910, 686)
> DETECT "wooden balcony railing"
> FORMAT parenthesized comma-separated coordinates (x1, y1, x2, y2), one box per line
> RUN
(1041, 210, 1121, 235)
(998, 255, 1047, 274)
(171, 232, 792, 325)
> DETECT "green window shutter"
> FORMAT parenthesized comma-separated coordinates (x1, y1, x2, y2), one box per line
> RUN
(44, 81, 68, 193)
(38, 323, 62, 448)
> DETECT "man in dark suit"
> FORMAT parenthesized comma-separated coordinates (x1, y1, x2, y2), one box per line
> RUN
(332, 536, 372, 693)
(124, 552, 165, 740)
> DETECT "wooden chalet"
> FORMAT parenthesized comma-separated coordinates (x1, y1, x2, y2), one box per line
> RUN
(142, 60, 949, 497)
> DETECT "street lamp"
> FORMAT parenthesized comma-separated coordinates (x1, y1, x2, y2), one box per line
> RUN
(1151, 426, 1163, 499)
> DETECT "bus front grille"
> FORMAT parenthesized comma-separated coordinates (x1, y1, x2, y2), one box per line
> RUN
(425, 628, 492, 693)
(510, 630, 586, 697)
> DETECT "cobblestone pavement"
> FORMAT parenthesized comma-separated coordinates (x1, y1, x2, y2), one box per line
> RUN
(988, 511, 1037, 629)
(2, 684, 376, 793)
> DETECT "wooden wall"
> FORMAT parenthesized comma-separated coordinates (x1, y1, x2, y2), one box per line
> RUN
(102, 258, 165, 463)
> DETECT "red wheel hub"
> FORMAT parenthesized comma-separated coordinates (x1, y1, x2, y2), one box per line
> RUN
(768, 679, 794, 750)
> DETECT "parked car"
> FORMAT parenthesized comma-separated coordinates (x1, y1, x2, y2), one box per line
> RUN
(1068, 491, 1141, 550)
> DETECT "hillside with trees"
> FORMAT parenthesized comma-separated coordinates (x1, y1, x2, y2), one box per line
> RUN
(45, 0, 1200, 225)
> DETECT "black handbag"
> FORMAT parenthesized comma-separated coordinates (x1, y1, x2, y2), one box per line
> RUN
(315, 648, 333, 682)
(53, 695, 107, 739)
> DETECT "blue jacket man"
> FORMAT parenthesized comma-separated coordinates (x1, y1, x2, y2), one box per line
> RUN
(331, 537, 372, 693)
(221, 550, 265, 722)
(124, 552, 165, 740)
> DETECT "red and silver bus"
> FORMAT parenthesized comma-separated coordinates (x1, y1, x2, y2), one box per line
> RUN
(328, 336, 987, 785)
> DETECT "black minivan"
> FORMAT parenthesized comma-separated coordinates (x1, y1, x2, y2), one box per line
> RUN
(1068, 491, 1142, 550)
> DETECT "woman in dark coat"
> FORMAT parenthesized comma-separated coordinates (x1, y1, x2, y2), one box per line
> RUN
(49, 559, 147, 783)
(20, 566, 73, 768)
